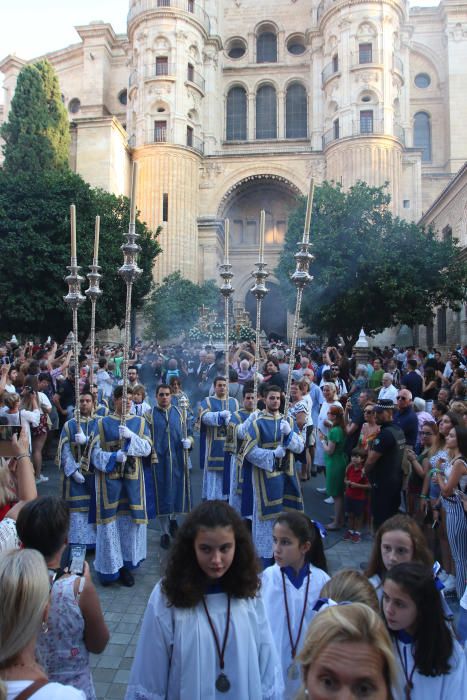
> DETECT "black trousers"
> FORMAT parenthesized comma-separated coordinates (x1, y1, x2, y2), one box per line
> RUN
(371, 483, 401, 530)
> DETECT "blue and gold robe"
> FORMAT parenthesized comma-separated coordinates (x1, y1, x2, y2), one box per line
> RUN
(146, 404, 192, 516)
(199, 395, 239, 500)
(228, 408, 254, 516)
(57, 415, 99, 546)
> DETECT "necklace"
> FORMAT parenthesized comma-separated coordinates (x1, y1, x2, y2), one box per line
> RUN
(2, 660, 47, 680)
(281, 567, 310, 681)
(202, 593, 231, 693)
(395, 639, 416, 700)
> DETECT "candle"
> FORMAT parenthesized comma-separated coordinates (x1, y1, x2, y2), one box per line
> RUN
(224, 218, 229, 262)
(303, 178, 315, 245)
(93, 215, 100, 265)
(259, 209, 265, 262)
(70, 204, 77, 260)
(129, 162, 138, 225)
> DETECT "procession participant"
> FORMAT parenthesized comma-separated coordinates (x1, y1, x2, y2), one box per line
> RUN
(261, 512, 329, 700)
(91, 385, 152, 587)
(56, 389, 98, 548)
(89, 382, 109, 416)
(125, 500, 283, 700)
(228, 382, 256, 518)
(129, 384, 151, 417)
(382, 562, 467, 699)
(199, 376, 239, 501)
(241, 386, 305, 567)
(147, 384, 192, 550)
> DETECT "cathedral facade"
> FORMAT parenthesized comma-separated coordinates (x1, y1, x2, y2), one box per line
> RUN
(1, 0, 466, 339)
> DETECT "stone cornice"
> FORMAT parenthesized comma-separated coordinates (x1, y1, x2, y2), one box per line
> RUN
(318, 0, 407, 30)
(419, 161, 467, 226)
(0, 54, 27, 75)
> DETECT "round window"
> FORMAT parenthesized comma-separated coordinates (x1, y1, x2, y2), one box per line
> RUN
(361, 95, 371, 102)
(414, 73, 431, 88)
(287, 36, 306, 55)
(118, 89, 128, 106)
(68, 98, 81, 114)
(227, 38, 247, 59)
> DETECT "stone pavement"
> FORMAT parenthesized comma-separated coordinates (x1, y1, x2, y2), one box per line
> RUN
(39, 459, 374, 700)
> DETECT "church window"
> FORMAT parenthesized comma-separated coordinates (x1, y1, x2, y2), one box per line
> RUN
(154, 120, 167, 142)
(187, 125, 194, 147)
(256, 85, 277, 139)
(332, 54, 339, 72)
(413, 112, 431, 161)
(188, 0, 194, 11)
(286, 83, 307, 138)
(157, 0, 170, 7)
(333, 119, 340, 140)
(226, 86, 247, 141)
(358, 43, 373, 64)
(162, 193, 169, 222)
(360, 110, 374, 133)
(287, 35, 306, 55)
(227, 38, 247, 59)
(118, 89, 128, 106)
(442, 225, 452, 243)
(156, 57, 169, 76)
(257, 32, 277, 63)
(187, 63, 194, 82)
(68, 98, 81, 114)
(414, 73, 431, 88)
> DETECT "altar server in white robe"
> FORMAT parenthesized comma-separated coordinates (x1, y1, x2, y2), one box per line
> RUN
(126, 500, 283, 700)
(261, 512, 330, 700)
(382, 561, 467, 700)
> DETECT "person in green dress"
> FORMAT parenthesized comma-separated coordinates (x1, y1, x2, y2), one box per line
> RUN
(319, 404, 347, 530)
(368, 358, 385, 392)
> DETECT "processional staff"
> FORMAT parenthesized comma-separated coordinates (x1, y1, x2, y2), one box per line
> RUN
(118, 163, 142, 470)
(250, 209, 269, 405)
(178, 393, 192, 512)
(85, 216, 102, 388)
(277, 179, 315, 469)
(63, 204, 86, 466)
(219, 219, 235, 438)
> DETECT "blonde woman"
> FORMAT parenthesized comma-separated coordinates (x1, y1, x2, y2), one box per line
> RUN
(297, 603, 397, 700)
(0, 549, 85, 699)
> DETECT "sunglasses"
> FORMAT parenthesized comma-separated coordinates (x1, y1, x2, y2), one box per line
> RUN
(396, 396, 408, 401)
(363, 409, 375, 414)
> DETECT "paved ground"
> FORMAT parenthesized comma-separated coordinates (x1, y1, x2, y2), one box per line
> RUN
(39, 449, 376, 700)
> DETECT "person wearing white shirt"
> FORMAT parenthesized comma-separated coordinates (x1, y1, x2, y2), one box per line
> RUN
(378, 374, 398, 403)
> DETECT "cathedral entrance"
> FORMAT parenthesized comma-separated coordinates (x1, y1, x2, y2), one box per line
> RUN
(218, 174, 300, 340)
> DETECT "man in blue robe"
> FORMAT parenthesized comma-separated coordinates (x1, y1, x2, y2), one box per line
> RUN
(199, 376, 239, 500)
(242, 385, 304, 565)
(56, 389, 99, 548)
(228, 383, 256, 520)
(91, 385, 152, 587)
(146, 384, 193, 550)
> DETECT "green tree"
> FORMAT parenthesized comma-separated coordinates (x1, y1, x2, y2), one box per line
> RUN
(143, 271, 220, 340)
(0, 168, 161, 339)
(0, 60, 70, 173)
(277, 181, 467, 347)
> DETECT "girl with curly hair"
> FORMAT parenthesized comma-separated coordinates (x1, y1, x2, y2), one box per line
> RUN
(126, 500, 282, 700)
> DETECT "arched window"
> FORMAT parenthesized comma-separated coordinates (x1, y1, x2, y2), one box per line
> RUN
(257, 32, 277, 63)
(256, 85, 277, 139)
(226, 86, 247, 141)
(414, 112, 431, 162)
(286, 83, 307, 138)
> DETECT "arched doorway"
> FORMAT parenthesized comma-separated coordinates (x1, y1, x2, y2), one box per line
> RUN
(245, 282, 288, 339)
(217, 175, 300, 336)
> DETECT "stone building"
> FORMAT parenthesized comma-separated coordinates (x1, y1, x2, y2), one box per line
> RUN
(1, 0, 466, 338)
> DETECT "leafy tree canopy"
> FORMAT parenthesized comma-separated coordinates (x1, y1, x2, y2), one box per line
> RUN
(277, 181, 467, 347)
(0, 60, 70, 173)
(0, 168, 161, 340)
(143, 271, 220, 341)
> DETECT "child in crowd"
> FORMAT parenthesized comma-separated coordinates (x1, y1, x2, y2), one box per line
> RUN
(382, 562, 467, 699)
(95, 358, 113, 404)
(365, 514, 433, 602)
(261, 512, 330, 700)
(343, 447, 370, 543)
(126, 500, 282, 700)
(129, 384, 151, 417)
(16, 496, 109, 700)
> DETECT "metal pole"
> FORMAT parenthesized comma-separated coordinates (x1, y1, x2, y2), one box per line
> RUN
(251, 209, 269, 405)
(86, 215, 102, 389)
